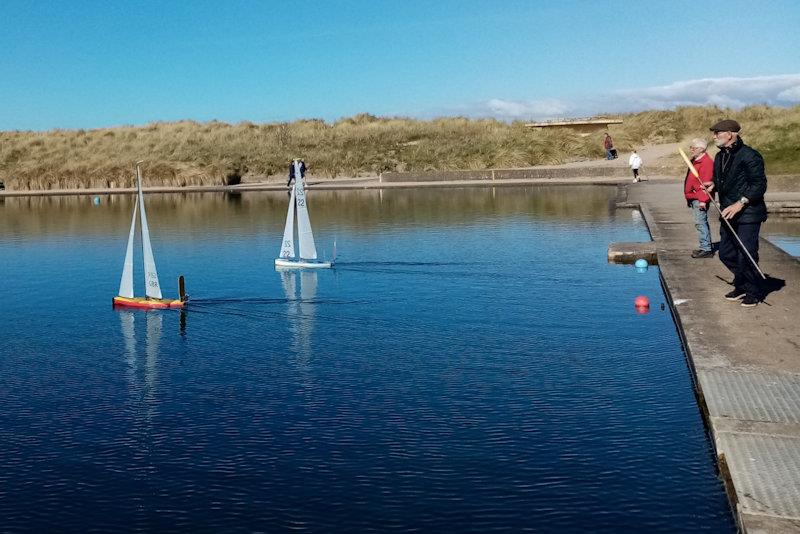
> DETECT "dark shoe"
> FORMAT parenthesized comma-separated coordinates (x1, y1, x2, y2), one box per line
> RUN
(724, 288, 746, 301)
(741, 295, 759, 307)
(691, 249, 714, 258)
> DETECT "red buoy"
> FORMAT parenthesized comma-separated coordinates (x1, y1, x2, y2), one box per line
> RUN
(634, 295, 650, 310)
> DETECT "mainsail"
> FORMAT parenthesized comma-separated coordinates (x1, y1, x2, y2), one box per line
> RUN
(279, 186, 296, 259)
(293, 163, 318, 260)
(136, 166, 163, 299)
(118, 196, 138, 298)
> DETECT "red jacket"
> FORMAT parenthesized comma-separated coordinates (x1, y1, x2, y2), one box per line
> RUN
(684, 152, 713, 203)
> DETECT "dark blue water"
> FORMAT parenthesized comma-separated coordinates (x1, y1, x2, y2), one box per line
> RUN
(0, 187, 734, 532)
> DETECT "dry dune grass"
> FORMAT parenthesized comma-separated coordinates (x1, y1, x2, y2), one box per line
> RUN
(1, 105, 798, 190)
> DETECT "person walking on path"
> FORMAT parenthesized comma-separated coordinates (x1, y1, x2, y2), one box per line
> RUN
(287, 158, 306, 188)
(684, 138, 715, 258)
(603, 133, 615, 160)
(707, 119, 768, 307)
(628, 150, 643, 182)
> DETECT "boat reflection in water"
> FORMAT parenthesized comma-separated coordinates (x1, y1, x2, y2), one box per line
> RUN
(119, 310, 163, 445)
(278, 269, 318, 368)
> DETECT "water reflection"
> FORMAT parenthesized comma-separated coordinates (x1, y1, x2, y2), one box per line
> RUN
(763, 216, 800, 257)
(0, 186, 619, 238)
(279, 269, 318, 368)
(764, 216, 800, 237)
(180, 308, 187, 336)
(119, 311, 163, 437)
(224, 191, 242, 206)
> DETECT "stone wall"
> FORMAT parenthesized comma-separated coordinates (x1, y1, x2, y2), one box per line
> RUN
(381, 165, 678, 182)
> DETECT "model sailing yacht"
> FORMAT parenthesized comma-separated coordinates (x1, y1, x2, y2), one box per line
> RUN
(113, 163, 188, 309)
(275, 161, 333, 269)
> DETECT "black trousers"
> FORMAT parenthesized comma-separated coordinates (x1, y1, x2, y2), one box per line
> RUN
(719, 220, 764, 298)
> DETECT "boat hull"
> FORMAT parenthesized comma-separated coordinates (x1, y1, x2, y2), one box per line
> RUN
(113, 296, 186, 309)
(275, 258, 332, 269)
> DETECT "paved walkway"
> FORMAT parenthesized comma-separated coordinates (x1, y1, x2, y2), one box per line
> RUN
(629, 181, 800, 533)
(557, 142, 682, 170)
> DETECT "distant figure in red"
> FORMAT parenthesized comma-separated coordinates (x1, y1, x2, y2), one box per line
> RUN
(603, 133, 616, 160)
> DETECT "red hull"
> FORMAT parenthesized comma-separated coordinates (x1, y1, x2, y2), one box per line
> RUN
(113, 296, 185, 309)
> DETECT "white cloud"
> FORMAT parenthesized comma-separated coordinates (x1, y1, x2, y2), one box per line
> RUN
(706, 94, 747, 108)
(611, 74, 800, 110)
(429, 74, 800, 121)
(777, 85, 800, 102)
(485, 98, 570, 118)
(423, 97, 571, 121)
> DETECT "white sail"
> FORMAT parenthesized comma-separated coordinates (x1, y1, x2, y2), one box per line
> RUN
(136, 166, 163, 299)
(294, 163, 318, 260)
(279, 186, 296, 259)
(118, 196, 138, 298)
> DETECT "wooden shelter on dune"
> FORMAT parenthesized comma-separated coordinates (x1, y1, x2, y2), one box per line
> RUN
(525, 117, 622, 137)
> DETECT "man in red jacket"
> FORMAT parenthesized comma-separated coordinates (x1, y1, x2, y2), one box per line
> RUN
(684, 138, 715, 258)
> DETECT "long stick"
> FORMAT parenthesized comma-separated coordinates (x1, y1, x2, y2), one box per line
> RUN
(678, 148, 766, 279)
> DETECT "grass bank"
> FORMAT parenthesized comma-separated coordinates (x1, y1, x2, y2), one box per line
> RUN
(1, 105, 798, 190)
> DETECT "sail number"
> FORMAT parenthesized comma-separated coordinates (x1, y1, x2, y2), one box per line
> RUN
(147, 272, 159, 288)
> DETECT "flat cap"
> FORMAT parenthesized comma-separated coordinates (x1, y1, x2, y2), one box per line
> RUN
(709, 119, 741, 132)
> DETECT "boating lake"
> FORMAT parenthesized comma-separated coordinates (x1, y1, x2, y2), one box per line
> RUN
(0, 186, 737, 532)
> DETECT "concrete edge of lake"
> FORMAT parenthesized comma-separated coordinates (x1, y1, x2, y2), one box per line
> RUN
(625, 182, 800, 533)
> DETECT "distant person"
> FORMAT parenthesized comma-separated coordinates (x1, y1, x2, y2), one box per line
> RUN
(603, 133, 615, 160)
(287, 158, 306, 188)
(628, 150, 643, 182)
(707, 119, 768, 308)
(684, 138, 714, 258)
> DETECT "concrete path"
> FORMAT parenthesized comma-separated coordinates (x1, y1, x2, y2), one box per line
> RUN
(628, 181, 800, 533)
(557, 142, 681, 170)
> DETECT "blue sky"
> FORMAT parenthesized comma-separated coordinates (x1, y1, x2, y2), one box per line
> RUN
(2, 0, 799, 130)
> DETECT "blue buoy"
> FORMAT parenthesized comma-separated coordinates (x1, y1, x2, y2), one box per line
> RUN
(92, 196, 101, 205)
(634, 258, 648, 270)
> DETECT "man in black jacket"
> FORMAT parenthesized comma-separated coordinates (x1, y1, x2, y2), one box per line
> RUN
(709, 119, 768, 307)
